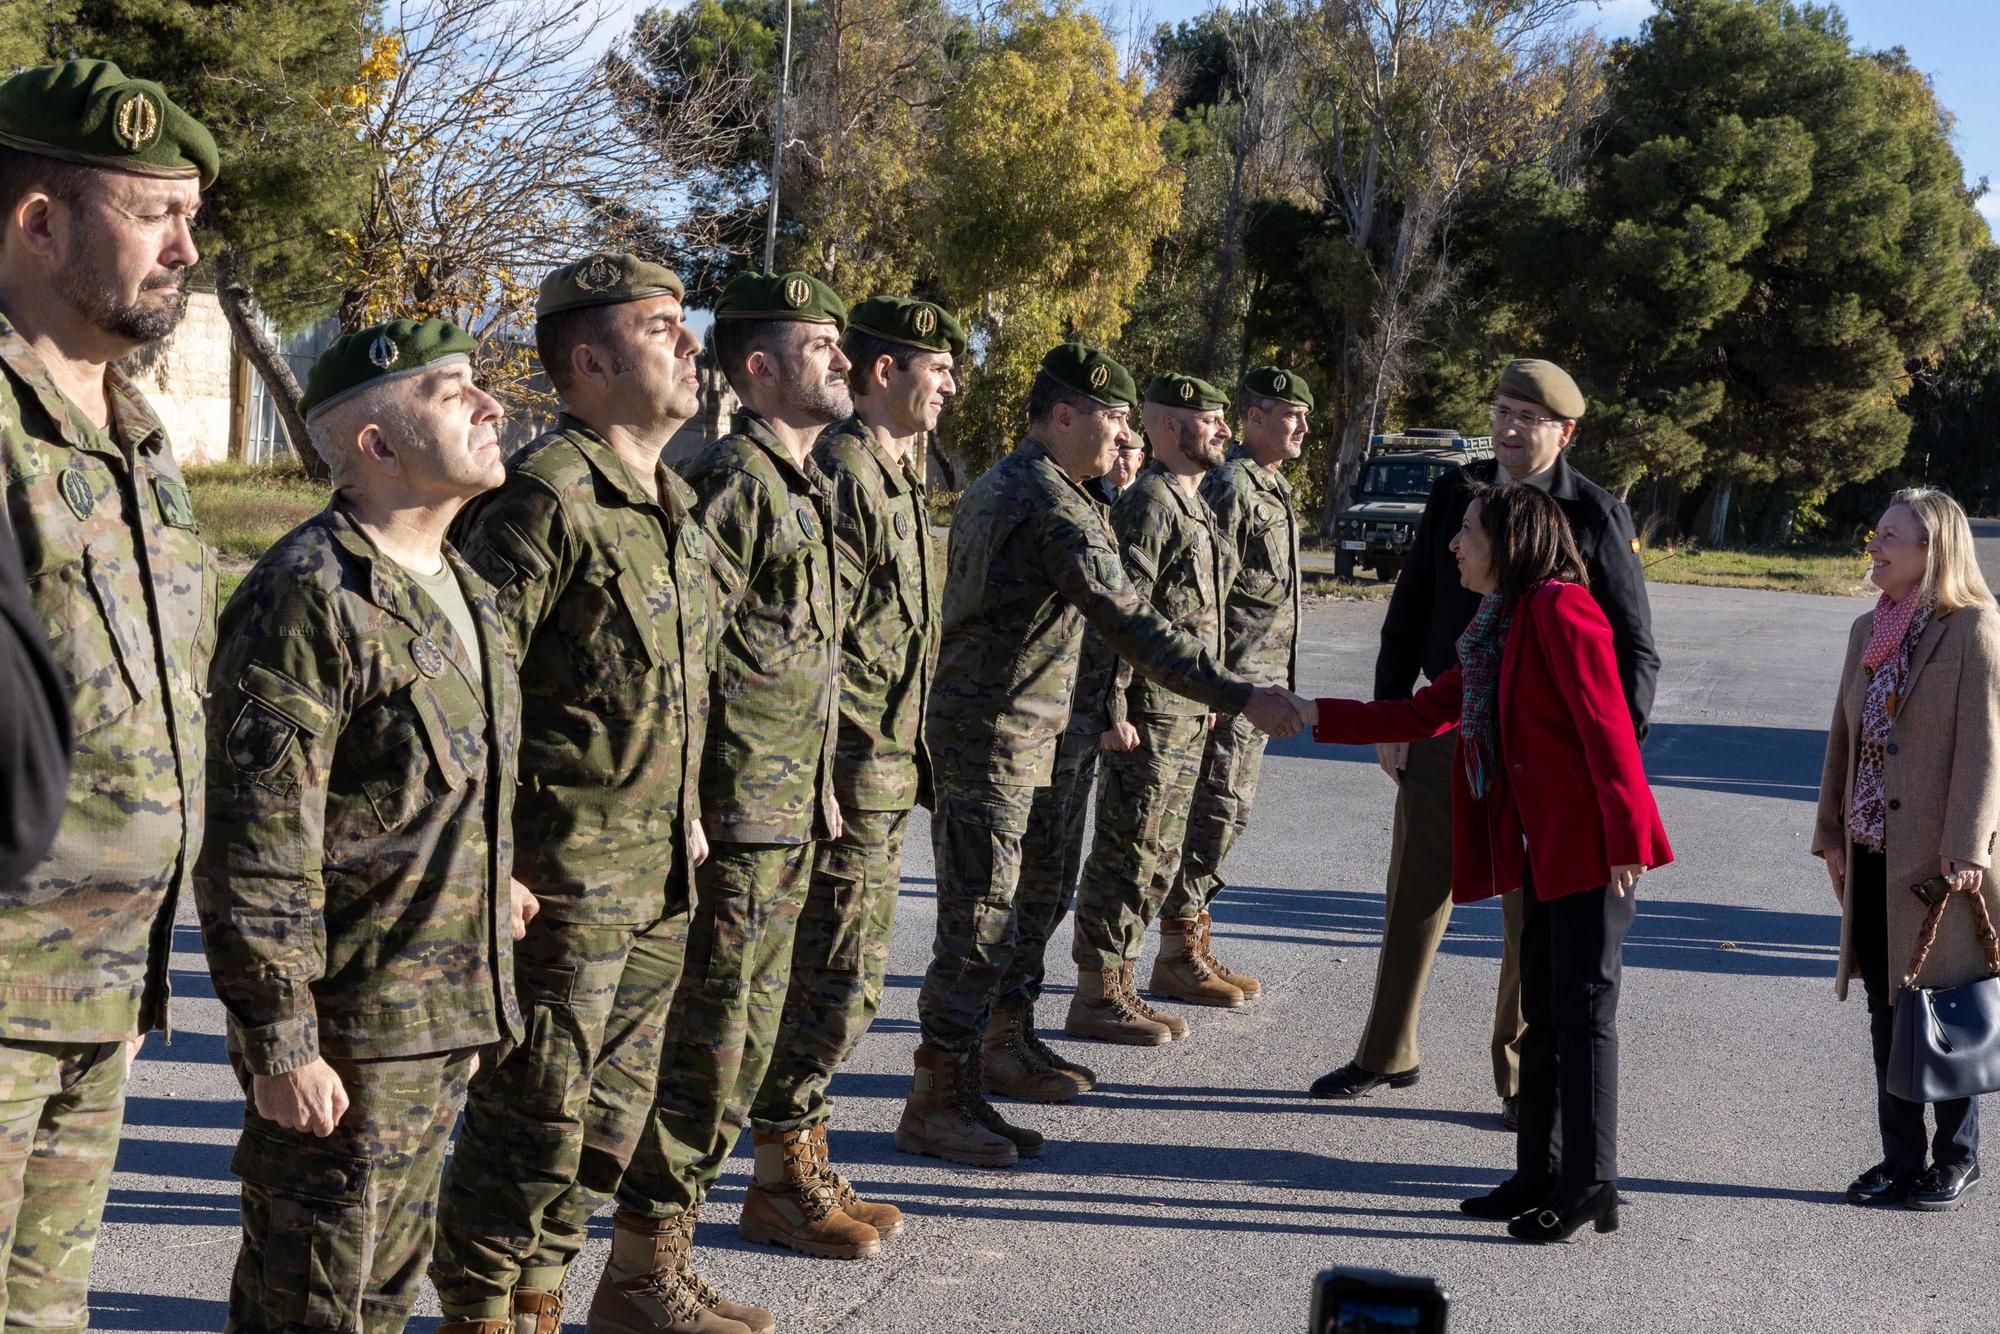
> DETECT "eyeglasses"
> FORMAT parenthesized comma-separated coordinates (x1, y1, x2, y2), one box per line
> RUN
(1490, 405, 1564, 428)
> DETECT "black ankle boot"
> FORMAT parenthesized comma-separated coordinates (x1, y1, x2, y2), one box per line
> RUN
(1507, 1181, 1619, 1242)
(1460, 1174, 1554, 1220)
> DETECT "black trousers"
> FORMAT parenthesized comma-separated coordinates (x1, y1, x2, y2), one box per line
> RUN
(1852, 847, 1980, 1172)
(1515, 877, 1635, 1192)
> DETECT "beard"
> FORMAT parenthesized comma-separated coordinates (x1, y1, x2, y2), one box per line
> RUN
(57, 230, 188, 344)
(780, 362, 854, 425)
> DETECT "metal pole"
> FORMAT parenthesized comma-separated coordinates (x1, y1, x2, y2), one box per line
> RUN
(763, 0, 794, 273)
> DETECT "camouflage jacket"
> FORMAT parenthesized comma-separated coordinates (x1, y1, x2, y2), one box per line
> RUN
(815, 417, 937, 812)
(453, 418, 713, 925)
(678, 410, 840, 844)
(0, 316, 213, 1042)
(1202, 447, 1300, 690)
(1114, 461, 1235, 719)
(196, 505, 523, 1074)
(926, 439, 1254, 787)
(1067, 485, 1130, 737)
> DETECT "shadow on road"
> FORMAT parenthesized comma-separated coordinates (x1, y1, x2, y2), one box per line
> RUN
(90, 1291, 230, 1332)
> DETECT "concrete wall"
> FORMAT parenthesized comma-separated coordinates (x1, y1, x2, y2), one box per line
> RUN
(123, 292, 238, 466)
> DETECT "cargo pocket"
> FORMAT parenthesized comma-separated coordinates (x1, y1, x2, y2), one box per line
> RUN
(31, 553, 139, 735)
(807, 843, 869, 976)
(514, 958, 584, 1114)
(692, 876, 755, 995)
(231, 1124, 372, 1329)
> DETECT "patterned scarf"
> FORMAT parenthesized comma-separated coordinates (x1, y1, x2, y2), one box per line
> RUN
(1848, 590, 1934, 851)
(1456, 592, 1513, 800)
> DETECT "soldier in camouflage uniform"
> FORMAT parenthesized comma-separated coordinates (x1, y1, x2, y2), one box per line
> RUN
(983, 437, 1142, 1103)
(587, 272, 849, 1334)
(738, 297, 957, 1261)
(1068, 372, 1242, 1037)
(196, 320, 525, 1333)
(428, 256, 715, 1334)
(0, 60, 216, 1330)
(1163, 367, 1311, 1002)
(900, 345, 1301, 1169)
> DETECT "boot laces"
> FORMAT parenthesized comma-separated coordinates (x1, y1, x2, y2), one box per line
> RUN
(1022, 1025, 1076, 1072)
(810, 1141, 865, 1214)
(783, 1142, 846, 1220)
(1106, 970, 1154, 1022)
(639, 1269, 709, 1323)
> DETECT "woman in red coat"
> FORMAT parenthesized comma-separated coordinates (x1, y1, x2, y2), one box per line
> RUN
(1293, 485, 1671, 1243)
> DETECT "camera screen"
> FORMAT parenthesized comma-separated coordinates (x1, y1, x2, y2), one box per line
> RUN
(1332, 1299, 1427, 1331)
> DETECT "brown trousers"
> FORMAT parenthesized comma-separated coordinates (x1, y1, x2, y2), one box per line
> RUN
(1352, 731, 1524, 1098)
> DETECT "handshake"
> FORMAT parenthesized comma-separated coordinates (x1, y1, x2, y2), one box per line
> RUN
(1243, 687, 1319, 739)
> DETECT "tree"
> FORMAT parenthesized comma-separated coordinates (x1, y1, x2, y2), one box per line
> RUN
(1546, 0, 1986, 537)
(927, 0, 1182, 471)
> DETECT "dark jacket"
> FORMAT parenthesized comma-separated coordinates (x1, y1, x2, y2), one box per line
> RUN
(0, 502, 69, 890)
(1374, 454, 1659, 740)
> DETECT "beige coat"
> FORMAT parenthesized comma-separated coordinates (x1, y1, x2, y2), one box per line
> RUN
(1814, 602, 2000, 1001)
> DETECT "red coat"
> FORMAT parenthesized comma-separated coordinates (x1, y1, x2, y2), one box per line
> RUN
(1314, 580, 1672, 903)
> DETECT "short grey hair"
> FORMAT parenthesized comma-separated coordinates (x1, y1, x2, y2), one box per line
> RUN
(304, 386, 416, 486)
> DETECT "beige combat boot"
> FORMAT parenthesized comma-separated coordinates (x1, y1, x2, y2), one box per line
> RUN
(1018, 1003, 1097, 1091)
(982, 1005, 1083, 1103)
(1121, 959, 1189, 1039)
(895, 1043, 1019, 1168)
(810, 1122, 904, 1238)
(962, 1045, 1045, 1157)
(739, 1128, 880, 1259)
(513, 1289, 563, 1334)
(438, 1322, 511, 1334)
(585, 1209, 766, 1334)
(1066, 967, 1173, 1045)
(1198, 911, 1262, 998)
(1149, 917, 1247, 1007)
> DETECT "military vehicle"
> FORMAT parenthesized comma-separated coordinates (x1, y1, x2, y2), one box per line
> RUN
(1332, 429, 1494, 580)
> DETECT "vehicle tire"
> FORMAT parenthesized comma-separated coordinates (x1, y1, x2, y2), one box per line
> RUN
(1335, 550, 1355, 581)
(1375, 557, 1402, 583)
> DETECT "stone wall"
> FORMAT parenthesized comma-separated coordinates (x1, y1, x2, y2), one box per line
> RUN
(122, 292, 238, 466)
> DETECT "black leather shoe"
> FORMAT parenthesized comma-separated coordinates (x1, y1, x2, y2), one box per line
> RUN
(1507, 1181, 1619, 1243)
(1846, 1160, 1921, 1207)
(1460, 1173, 1553, 1220)
(1907, 1160, 1980, 1212)
(1308, 1061, 1420, 1100)
(1499, 1096, 1520, 1132)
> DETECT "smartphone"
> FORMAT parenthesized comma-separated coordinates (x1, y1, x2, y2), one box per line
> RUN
(1309, 1267, 1450, 1334)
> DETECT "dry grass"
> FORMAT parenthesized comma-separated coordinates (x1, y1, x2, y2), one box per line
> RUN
(187, 461, 329, 600)
(1641, 542, 1874, 598)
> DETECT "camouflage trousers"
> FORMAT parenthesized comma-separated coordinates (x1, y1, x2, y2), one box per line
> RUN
(916, 778, 1040, 1053)
(225, 1047, 474, 1334)
(1162, 712, 1269, 921)
(752, 807, 909, 1133)
(431, 908, 690, 1319)
(616, 841, 813, 1221)
(0, 1038, 126, 1334)
(996, 729, 1102, 1011)
(1071, 712, 1209, 972)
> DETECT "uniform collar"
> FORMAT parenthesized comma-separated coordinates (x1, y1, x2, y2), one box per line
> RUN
(1226, 445, 1293, 498)
(1137, 458, 1209, 516)
(828, 415, 920, 497)
(733, 408, 833, 497)
(1018, 437, 1100, 508)
(323, 500, 503, 704)
(554, 414, 693, 520)
(0, 311, 168, 458)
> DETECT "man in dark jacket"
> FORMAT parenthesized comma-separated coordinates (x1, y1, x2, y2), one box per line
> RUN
(0, 502, 67, 890)
(1311, 358, 1659, 1126)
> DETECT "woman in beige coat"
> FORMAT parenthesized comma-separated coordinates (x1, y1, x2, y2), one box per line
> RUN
(1814, 486, 2000, 1213)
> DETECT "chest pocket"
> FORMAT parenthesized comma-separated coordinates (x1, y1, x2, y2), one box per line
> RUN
(891, 497, 931, 632)
(31, 547, 144, 735)
(557, 557, 664, 709)
(1238, 507, 1287, 599)
(1157, 535, 1213, 627)
(346, 683, 468, 832)
(737, 501, 830, 673)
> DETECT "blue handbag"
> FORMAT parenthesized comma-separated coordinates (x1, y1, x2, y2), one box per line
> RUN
(1887, 875, 2000, 1103)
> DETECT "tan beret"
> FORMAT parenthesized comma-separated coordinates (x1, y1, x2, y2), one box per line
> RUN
(1495, 358, 1586, 420)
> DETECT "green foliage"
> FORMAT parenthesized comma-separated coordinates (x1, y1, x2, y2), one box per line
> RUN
(17, 1, 376, 330)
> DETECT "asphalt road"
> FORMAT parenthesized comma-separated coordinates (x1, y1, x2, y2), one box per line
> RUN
(94, 575, 2000, 1334)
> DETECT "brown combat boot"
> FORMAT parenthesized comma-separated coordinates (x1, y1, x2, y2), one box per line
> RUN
(895, 1043, 1019, 1168)
(1149, 917, 1247, 1008)
(1066, 967, 1173, 1045)
(982, 1005, 1083, 1103)
(1121, 960, 1189, 1039)
(1198, 911, 1262, 998)
(513, 1289, 563, 1334)
(585, 1209, 764, 1334)
(1019, 1004, 1097, 1091)
(438, 1322, 511, 1334)
(962, 1045, 1046, 1157)
(739, 1128, 880, 1259)
(809, 1122, 903, 1238)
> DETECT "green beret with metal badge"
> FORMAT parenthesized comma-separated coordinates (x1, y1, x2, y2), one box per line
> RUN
(536, 252, 686, 319)
(713, 270, 846, 330)
(847, 295, 966, 357)
(1241, 365, 1315, 411)
(1039, 342, 1139, 411)
(302, 318, 479, 420)
(1145, 372, 1228, 411)
(0, 58, 219, 189)
(1495, 357, 1586, 420)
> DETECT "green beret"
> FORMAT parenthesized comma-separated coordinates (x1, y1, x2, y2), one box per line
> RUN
(302, 319, 478, 420)
(847, 296, 966, 358)
(536, 253, 686, 319)
(1495, 357, 1586, 420)
(0, 59, 218, 189)
(1144, 372, 1227, 411)
(1241, 365, 1314, 411)
(1040, 342, 1139, 411)
(714, 270, 846, 330)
